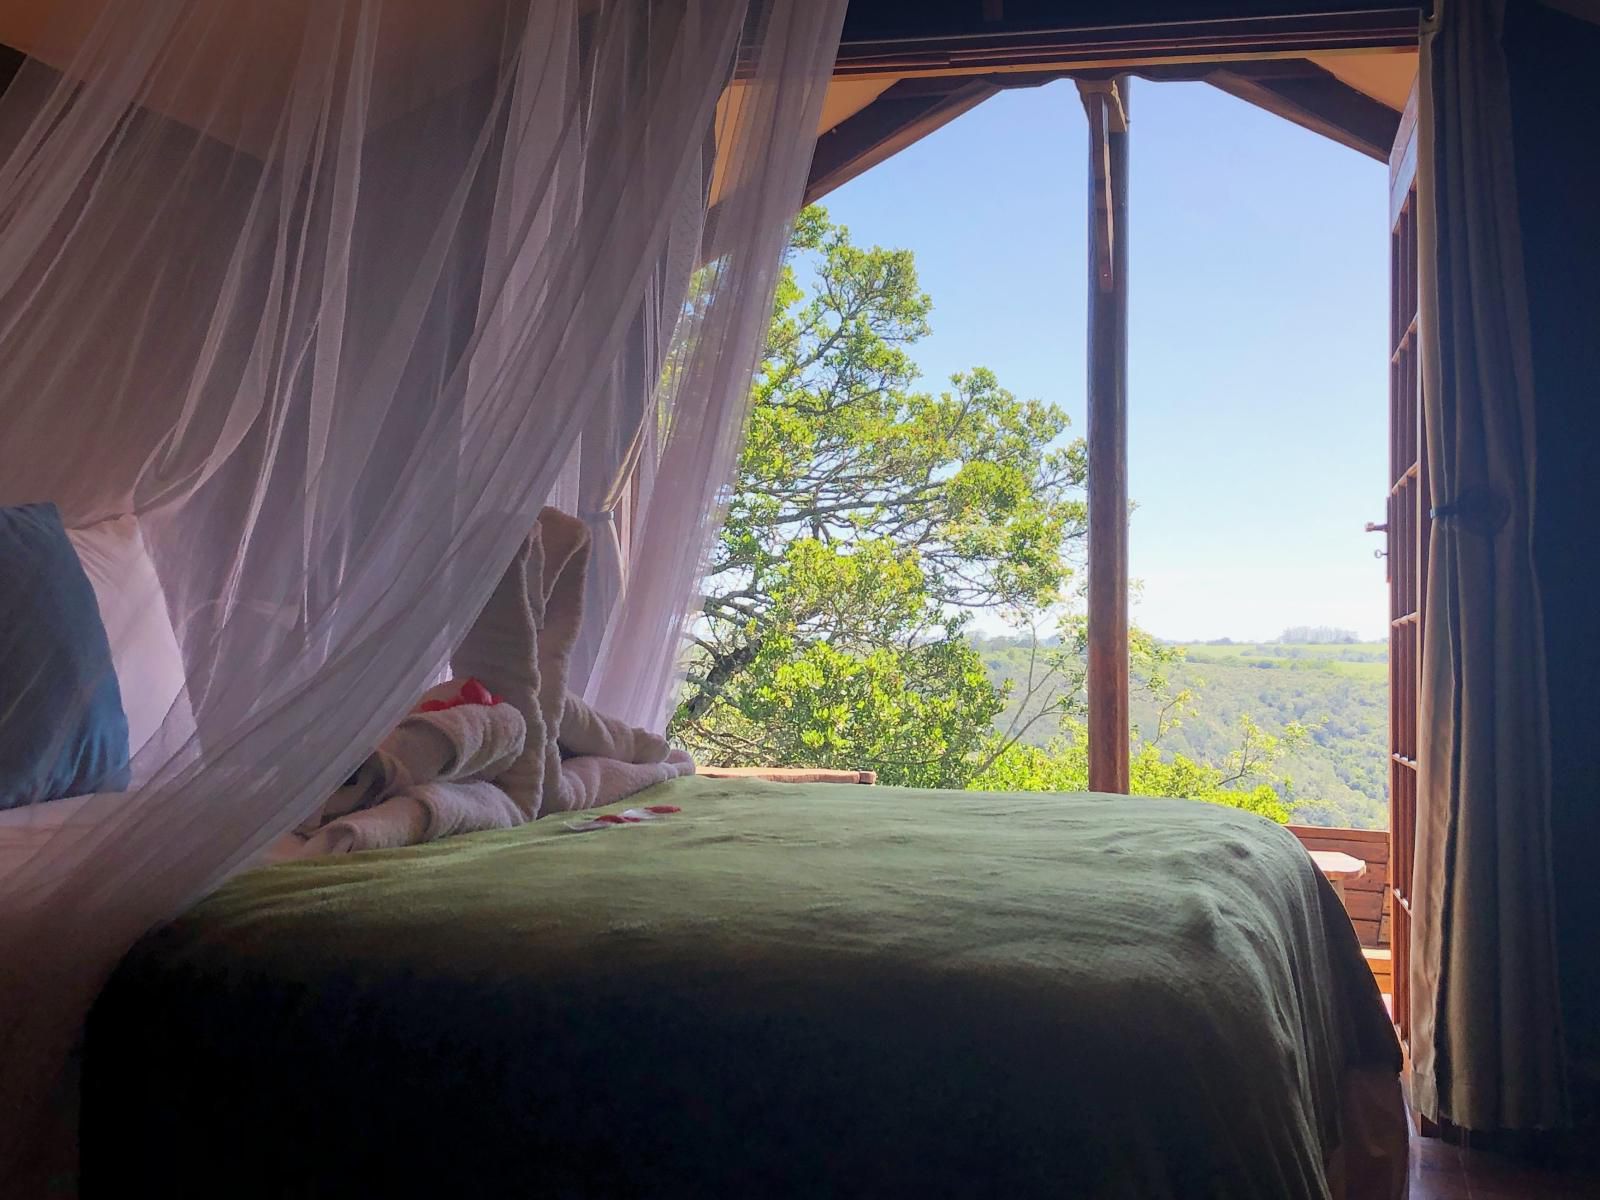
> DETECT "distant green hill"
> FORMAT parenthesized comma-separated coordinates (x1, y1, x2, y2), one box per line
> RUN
(978, 638, 1390, 830)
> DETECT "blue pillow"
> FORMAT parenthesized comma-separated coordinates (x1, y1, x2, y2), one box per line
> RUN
(1, 502, 131, 809)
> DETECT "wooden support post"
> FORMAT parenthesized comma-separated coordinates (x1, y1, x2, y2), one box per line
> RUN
(1078, 78, 1130, 795)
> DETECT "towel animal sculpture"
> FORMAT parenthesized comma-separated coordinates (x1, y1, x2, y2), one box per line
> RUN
(293, 507, 693, 856)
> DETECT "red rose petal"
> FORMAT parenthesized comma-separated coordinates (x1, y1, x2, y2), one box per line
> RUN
(644, 805, 681, 814)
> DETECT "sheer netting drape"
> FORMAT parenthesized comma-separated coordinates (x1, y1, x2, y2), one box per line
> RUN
(582, 53, 838, 729)
(0, 0, 843, 1180)
(548, 57, 831, 727)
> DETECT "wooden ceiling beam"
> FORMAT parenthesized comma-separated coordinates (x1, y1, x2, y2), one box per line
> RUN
(804, 76, 1005, 204)
(839, 1, 1421, 41)
(805, 50, 1400, 207)
(810, 6, 1415, 180)
(1198, 59, 1403, 160)
(832, 6, 1421, 77)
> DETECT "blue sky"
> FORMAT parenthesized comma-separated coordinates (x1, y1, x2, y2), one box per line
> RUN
(816, 80, 1391, 642)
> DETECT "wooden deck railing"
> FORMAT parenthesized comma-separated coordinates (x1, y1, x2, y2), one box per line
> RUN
(1289, 824, 1392, 993)
(1287, 825, 1390, 946)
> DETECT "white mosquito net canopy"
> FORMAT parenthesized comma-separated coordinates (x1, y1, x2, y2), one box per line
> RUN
(0, 0, 844, 1173)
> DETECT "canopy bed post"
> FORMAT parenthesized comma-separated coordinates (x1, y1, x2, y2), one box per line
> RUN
(1078, 77, 1130, 795)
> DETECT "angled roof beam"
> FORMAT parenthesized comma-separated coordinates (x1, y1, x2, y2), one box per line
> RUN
(1133, 58, 1402, 159)
(804, 76, 1003, 204)
(806, 68, 1080, 205)
(1201, 59, 1402, 160)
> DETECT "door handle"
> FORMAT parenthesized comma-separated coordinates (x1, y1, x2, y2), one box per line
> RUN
(1366, 521, 1388, 559)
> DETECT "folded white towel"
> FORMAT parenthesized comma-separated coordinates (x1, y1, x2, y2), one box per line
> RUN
(558, 747, 695, 812)
(390, 685, 527, 784)
(300, 780, 523, 856)
(293, 682, 527, 856)
(293, 507, 694, 858)
(560, 692, 670, 764)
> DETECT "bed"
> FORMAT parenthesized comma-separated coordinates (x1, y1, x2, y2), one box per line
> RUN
(81, 775, 1405, 1198)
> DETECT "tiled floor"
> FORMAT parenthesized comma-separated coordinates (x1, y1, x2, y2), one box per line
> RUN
(1411, 1131, 1600, 1198)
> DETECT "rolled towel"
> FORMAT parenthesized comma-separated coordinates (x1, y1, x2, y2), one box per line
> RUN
(452, 509, 594, 820)
(296, 779, 523, 857)
(299, 792, 429, 856)
(295, 748, 402, 837)
(555, 747, 695, 814)
(297, 680, 525, 842)
(389, 681, 527, 784)
(559, 691, 669, 764)
(453, 535, 548, 818)
(411, 779, 524, 841)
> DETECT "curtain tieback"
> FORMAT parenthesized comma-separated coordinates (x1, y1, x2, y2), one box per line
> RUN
(1431, 485, 1509, 534)
(578, 509, 617, 526)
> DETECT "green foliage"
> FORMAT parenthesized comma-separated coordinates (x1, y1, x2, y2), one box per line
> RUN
(980, 640, 1390, 828)
(1157, 644, 1386, 827)
(972, 726, 1295, 824)
(971, 700, 1306, 824)
(718, 209, 1085, 622)
(674, 206, 1085, 786)
(680, 635, 1003, 789)
(672, 208, 1366, 827)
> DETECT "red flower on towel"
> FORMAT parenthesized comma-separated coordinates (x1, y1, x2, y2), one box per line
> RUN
(413, 677, 504, 714)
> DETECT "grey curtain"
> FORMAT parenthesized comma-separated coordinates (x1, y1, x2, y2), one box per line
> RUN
(1411, 0, 1568, 1131)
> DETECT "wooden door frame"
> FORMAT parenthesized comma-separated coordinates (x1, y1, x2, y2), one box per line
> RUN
(1386, 77, 1424, 1057)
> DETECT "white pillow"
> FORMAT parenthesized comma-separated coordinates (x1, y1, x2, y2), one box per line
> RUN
(65, 516, 194, 763)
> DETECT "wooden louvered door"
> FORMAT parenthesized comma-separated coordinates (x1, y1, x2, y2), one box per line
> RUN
(1381, 83, 1424, 1050)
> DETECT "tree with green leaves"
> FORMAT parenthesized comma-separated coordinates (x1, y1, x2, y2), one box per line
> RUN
(972, 713, 1310, 823)
(673, 206, 1083, 786)
(670, 207, 1305, 817)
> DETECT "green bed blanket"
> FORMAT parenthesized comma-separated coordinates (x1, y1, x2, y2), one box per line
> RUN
(82, 776, 1399, 1198)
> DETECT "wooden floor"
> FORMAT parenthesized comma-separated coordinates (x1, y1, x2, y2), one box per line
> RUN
(1385, 986, 1597, 1198)
(1411, 1131, 1600, 1198)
